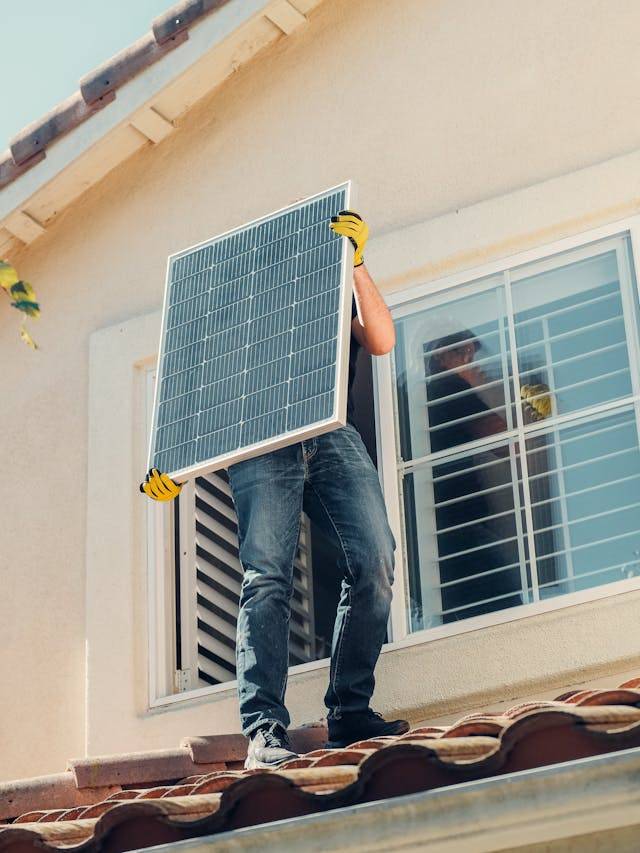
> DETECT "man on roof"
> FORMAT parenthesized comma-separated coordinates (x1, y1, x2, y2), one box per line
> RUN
(141, 210, 409, 769)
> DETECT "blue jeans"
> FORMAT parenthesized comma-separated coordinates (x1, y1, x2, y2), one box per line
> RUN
(227, 423, 396, 736)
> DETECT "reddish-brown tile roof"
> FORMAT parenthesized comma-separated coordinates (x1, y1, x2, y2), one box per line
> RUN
(0, 0, 232, 191)
(1, 682, 640, 851)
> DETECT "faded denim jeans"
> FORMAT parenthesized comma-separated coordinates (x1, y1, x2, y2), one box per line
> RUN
(227, 423, 396, 737)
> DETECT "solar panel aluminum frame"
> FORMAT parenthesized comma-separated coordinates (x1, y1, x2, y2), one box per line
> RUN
(147, 180, 355, 482)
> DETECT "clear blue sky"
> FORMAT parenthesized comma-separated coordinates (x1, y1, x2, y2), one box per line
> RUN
(2, 1, 173, 150)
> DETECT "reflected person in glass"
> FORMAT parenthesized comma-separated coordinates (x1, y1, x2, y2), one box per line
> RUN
(426, 330, 523, 622)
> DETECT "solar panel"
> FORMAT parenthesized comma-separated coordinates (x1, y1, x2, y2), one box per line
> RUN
(148, 182, 354, 481)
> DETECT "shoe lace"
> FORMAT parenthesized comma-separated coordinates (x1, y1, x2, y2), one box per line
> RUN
(365, 708, 385, 721)
(260, 722, 289, 749)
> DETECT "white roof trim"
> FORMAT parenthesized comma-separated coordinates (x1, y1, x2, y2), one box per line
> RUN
(0, 0, 316, 241)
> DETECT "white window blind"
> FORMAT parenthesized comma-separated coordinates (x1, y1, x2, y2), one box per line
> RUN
(172, 472, 317, 690)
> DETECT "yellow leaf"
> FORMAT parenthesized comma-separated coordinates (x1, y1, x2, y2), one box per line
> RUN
(19, 323, 39, 350)
(0, 260, 19, 292)
(11, 299, 40, 318)
(10, 280, 37, 302)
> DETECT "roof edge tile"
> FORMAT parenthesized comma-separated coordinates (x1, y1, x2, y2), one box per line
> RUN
(0, 0, 235, 196)
(68, 748, 225, 789)
(9, 93, 114, 167)
(0, 772, 120, 823)
(0, 150, 46, 191)
(79, 31, 188, 106)
(182, 720, 327, 763)
(153, 0, 230, 43)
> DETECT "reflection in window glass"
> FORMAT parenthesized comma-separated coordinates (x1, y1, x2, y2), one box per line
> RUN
(404, 442, 529, 631)
(512, 250, 633, 418)
(528, 409, 640, 597)
(393, 235, 640, 633)
(395, 281, 511, 464)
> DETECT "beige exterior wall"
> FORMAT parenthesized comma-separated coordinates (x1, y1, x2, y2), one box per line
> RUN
(3, 0, 640, 781)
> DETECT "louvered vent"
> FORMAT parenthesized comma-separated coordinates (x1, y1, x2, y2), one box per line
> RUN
(178, 470, 316, 687)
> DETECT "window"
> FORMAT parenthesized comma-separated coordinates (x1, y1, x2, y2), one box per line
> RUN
(147, 352, 378, 697)
(390, 233, 640, 634)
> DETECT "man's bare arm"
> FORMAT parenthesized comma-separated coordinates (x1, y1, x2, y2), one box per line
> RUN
(352, 264, 396, 356)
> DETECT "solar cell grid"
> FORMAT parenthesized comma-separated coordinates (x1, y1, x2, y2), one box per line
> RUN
(149, 184, 351, 478)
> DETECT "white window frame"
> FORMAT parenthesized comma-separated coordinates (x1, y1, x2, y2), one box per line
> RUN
(375, 214, 640, 648)
(145, 365, 181, 703)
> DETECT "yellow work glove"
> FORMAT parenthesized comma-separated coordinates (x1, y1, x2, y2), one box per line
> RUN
(140, 468, 182, 502)
(520, 383, 553, 421)
(329, 210, 369, 267)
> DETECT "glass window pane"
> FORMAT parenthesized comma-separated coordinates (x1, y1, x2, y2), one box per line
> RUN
(394, 280, 512, 462)
(525, 408, 640, 599)
(393, 232, 640, 637)
(511, 241, 637, 420)
(404, 439, 530, 631)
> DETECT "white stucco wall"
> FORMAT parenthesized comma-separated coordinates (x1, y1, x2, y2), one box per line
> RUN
(3, 0, 640, 781)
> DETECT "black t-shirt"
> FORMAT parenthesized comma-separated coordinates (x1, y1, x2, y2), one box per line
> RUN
(427, 369, 523, 617)
(427, 372, 490, 453)
(427, 371, 490, 524)
(347, 298, 361, 424)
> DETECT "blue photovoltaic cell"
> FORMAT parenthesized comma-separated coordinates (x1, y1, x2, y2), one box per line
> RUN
(151, 187, 348, 475)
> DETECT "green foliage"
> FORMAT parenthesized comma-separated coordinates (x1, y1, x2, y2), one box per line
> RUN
(0, 259, 40, 349)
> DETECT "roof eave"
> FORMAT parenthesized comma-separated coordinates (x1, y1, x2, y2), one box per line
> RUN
(0, 0, 316, 254)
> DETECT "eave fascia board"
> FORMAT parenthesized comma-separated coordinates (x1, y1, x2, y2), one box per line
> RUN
(0, 0, 281, 225)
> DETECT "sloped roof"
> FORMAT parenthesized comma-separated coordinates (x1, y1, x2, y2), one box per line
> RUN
(1, 677, 639, 851)
(0, 1, 232, 191)
(0, 0, 318, 253)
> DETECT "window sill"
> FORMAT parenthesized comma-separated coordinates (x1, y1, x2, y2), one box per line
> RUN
(384, 576, 640, 653)
(148, 654, 332, 711)
(147, 576, 640, 712)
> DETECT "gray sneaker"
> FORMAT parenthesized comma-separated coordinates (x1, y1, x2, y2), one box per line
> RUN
(244, 722, 299, 769)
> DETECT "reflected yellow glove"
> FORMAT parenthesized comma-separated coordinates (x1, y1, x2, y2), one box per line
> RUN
(140, 468, 182, 502)
(521, 383, 553, 421)
(329, 210, 369, 267)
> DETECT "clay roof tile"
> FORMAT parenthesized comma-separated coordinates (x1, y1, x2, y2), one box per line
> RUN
(3, 677, 640, 849)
